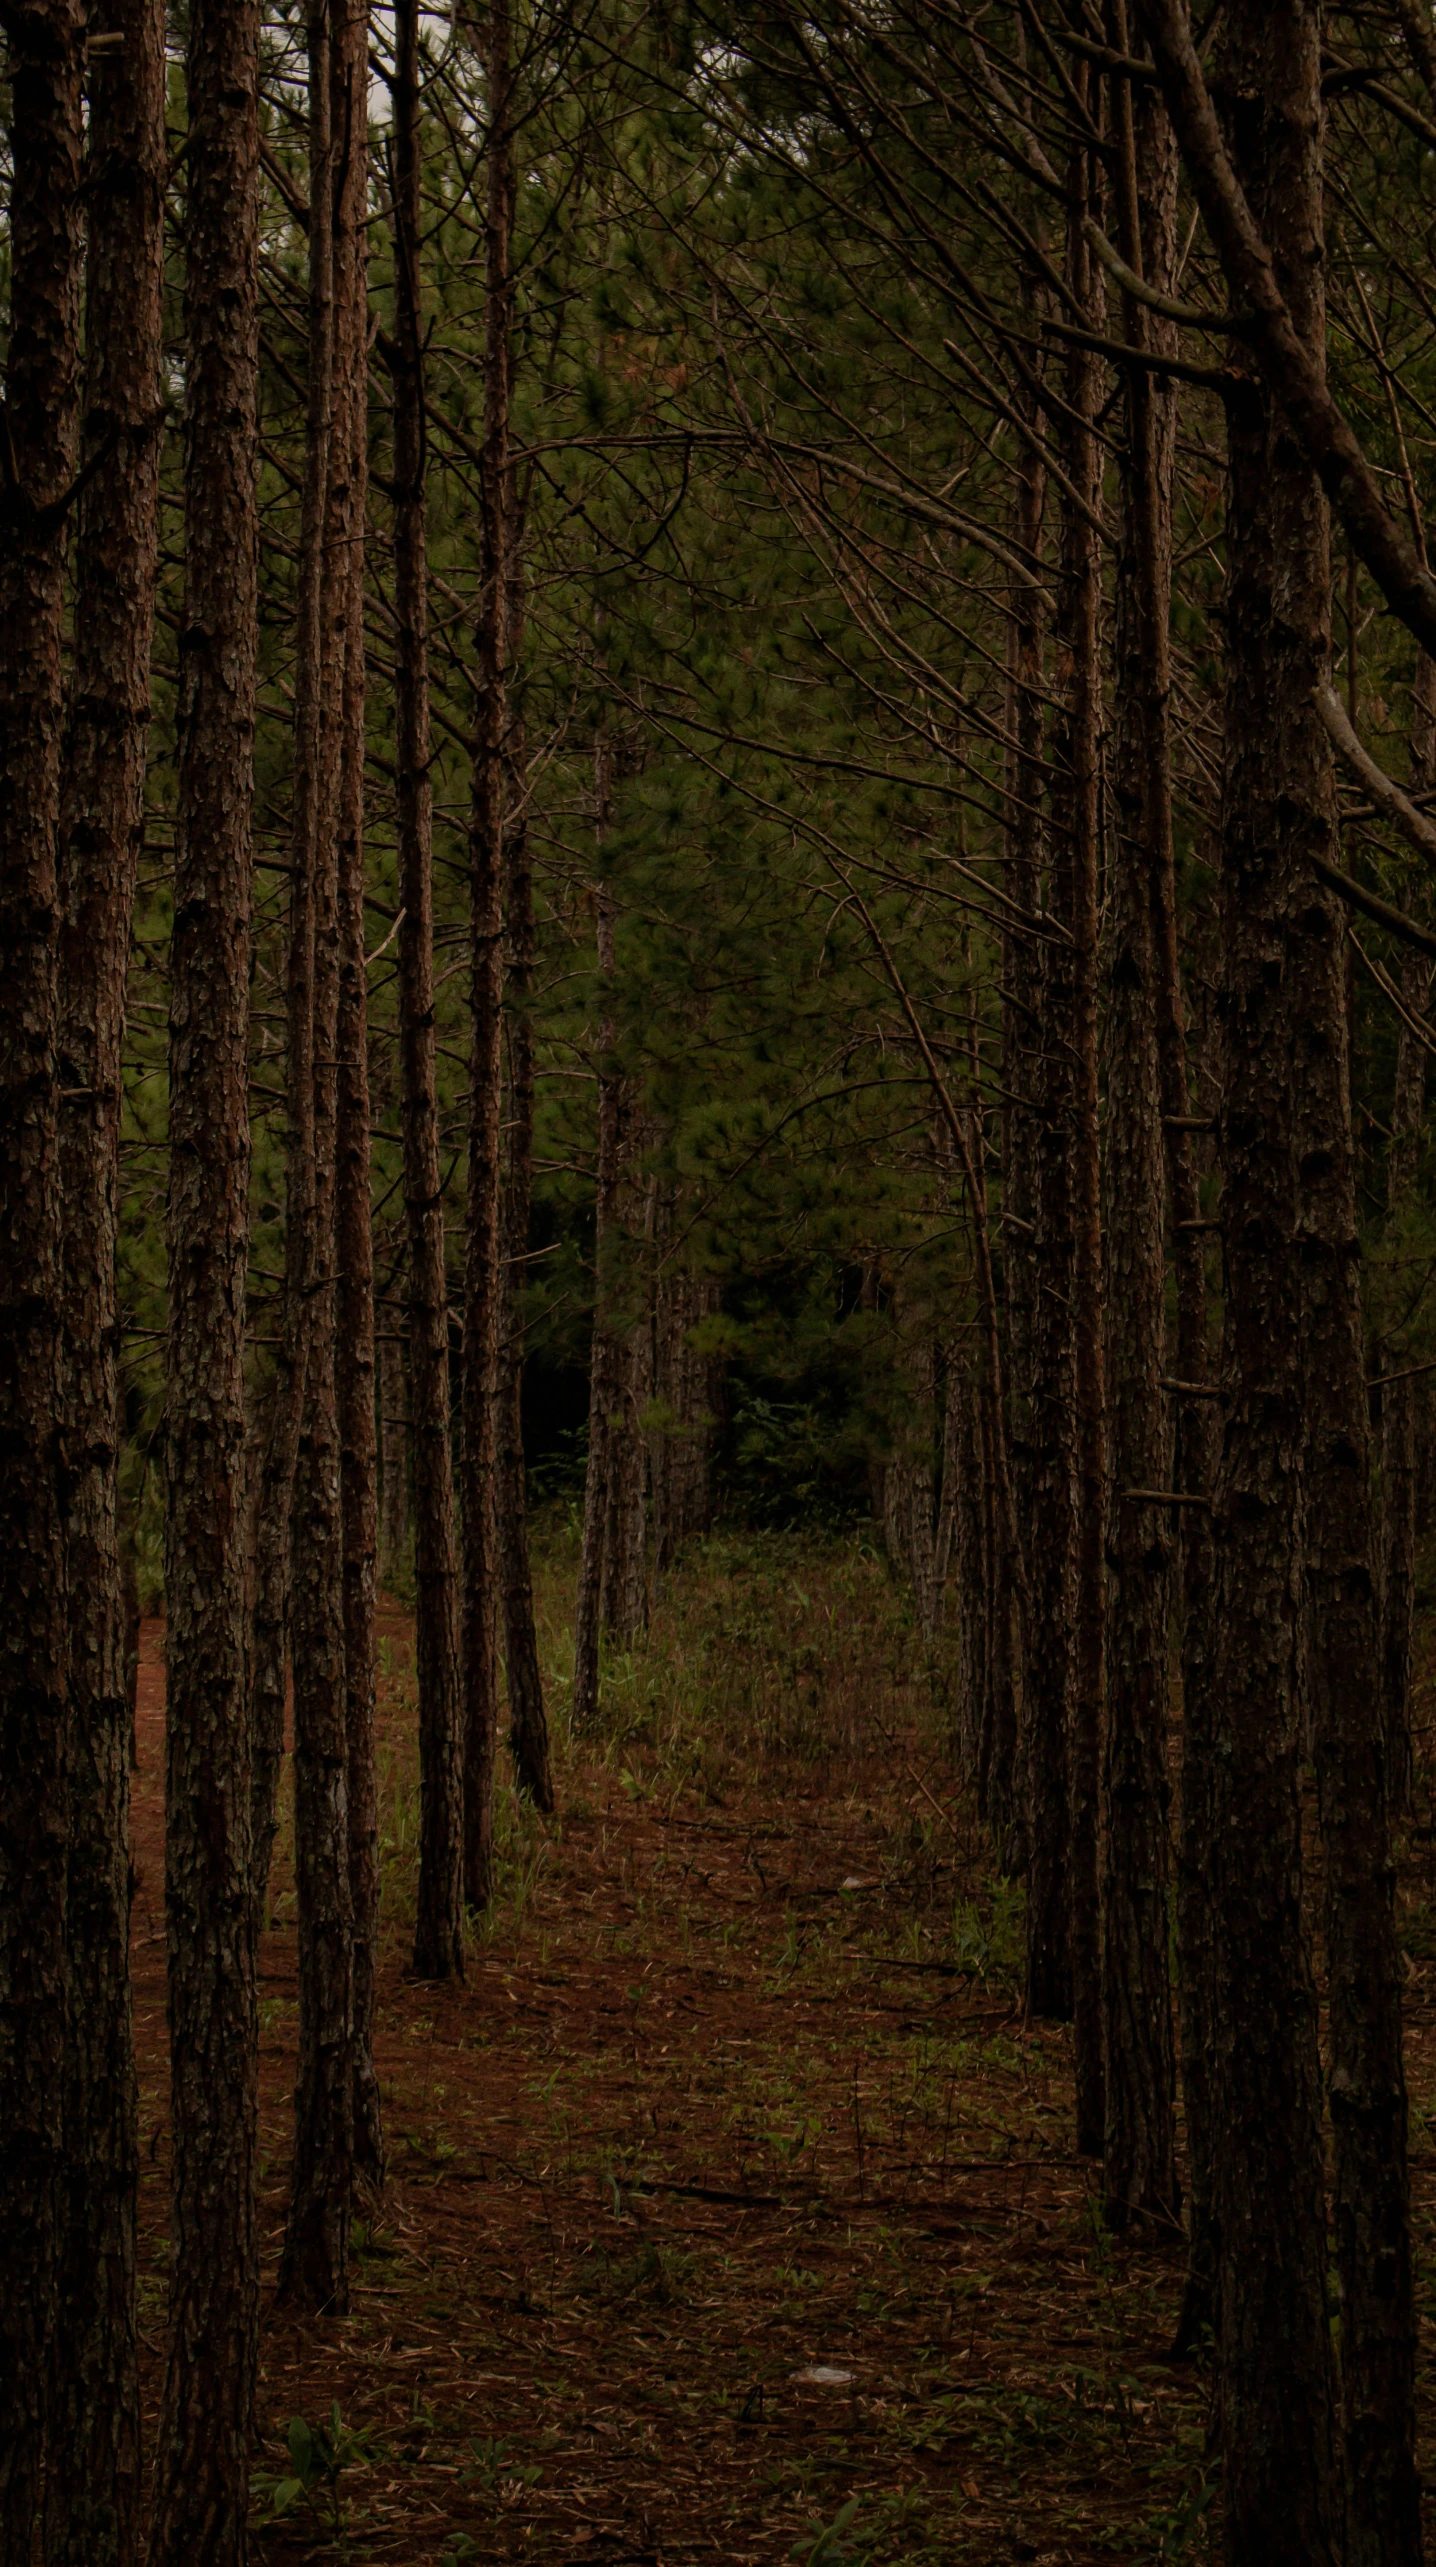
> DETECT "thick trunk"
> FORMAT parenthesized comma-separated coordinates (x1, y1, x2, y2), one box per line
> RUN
(148, 0, 261, 2554)
(0, 3, 83, 2548)
(331, 0, 381, 2185)
(1202, 9, 1341, 2553)
(461, 0, 513, 1910)
(1294, 354, 1422, 2567)
(47, 2, 164, 2553)
(498, 698, 554, 1810)
(1099, 30, 1179, 2233)
(390, 0, 464, 1979)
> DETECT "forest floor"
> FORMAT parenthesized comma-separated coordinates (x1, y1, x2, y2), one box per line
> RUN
(128, 1527, 1436, 2565)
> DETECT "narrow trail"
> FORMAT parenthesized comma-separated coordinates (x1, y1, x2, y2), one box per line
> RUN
(126, 1541, 1436, 2561)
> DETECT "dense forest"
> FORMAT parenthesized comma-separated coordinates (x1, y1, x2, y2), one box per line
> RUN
(10, 1, 1436, 2560)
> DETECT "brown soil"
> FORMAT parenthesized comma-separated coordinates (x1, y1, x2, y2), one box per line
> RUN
(127, 1536, 1436, 2564)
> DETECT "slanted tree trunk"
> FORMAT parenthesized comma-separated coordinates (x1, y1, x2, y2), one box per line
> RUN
(461, 0, 514, 1911)
(390, 0, 464, 1979)
(1201, 8, 1341, 2551)
(47, 2, 164, 2553)
(148, 0, 262, 2553)
(0, 3, 83, 2548)
(331, 0, 381, 2184)
(498, 685, 555, 1811)
(1099, 24, 1179, 2234)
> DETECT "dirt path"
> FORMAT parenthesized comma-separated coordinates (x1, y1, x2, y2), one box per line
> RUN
(126, 1541, 1436, 2563)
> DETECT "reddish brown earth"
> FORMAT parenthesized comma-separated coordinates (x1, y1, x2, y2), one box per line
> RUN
(127, 1540, 1436, 2563)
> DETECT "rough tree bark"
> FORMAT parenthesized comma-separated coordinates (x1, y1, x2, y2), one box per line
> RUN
(248, 0, 336, 1911)
(0, 3, 83, 2549)
(278, 0, 354, 2319)
(1290, 267, 1423, 2567)
(148, 0, 262, 2554)
(461, 0, 513, 1910)
(1099, 22, 1179, 2234)
(47, 2, 164, 2554)
(331, 0, 382, 2184)
(1199, 5, 1342, 2553)
(390, 0, 464, 1978)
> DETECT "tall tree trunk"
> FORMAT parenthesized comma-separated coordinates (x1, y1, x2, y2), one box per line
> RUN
(1002, 366, 1044, 1874)
(390, 0, 464, 1979)
(574, 781, 623, 1731)
(0, 3, 83, 2548)
(965, 1076, 1015, 1832)
(949, 1347, 988, 1777)
(1055, 115, 1107, 2162)
(148, 0, 262, 2553)
(1099, 24, 1179, 2233)
(1023, 362, 1079, 2025)
(1378, 652, 1435, 1815)
(278, 0, 354, 2319)
(1296, 459, 1422, 2567)
(47, 2, 164, 2554)
(1202, 7, 1341, 2551)
(249, 0, 335, 1911)
(462, 0, 514, 1911)
(331, 0, 382, 2186)
(498, 692, 555, 1810)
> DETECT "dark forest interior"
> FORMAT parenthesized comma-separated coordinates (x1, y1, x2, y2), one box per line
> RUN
(8, 5, 1436, 2564)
